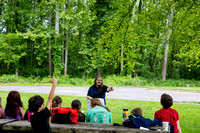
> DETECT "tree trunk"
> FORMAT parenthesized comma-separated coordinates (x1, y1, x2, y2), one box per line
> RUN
(55, 4, 59, 36)
(15, 68, 18, 77)
(129, 0, 137, 77)
(7, 0, 14, 70)
(121, 44, 124, 74)
(162, 11, 173, 81)
(54, 3, 59, 73)
(131, 1, 136, 23)
(170, 50, 174, 79)
(138, 0, 144, 62)
(48, 0, 52, 77)
(0, 2, 2, 33)
(97, 68, 101, 77)
(62, 28, 65, 64)
(64, 32, 68, 77)
(83, 68, 86, 78)
(162, 44, 169, 81)
(129, 71, 132, 77)
(138, 0, 142, 14)
(49, 41, 52, 77)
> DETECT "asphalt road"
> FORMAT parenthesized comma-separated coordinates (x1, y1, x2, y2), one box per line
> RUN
(0, 86, 199, 102)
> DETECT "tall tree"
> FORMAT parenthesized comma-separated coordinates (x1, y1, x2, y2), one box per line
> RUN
(48, 0, 52, 77)
(162, 10, 173, 81)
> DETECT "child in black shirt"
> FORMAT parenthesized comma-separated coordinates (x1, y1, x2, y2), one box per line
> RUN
(28, 77, 57, 133)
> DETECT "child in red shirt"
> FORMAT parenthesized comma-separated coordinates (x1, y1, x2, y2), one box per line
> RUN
(154, 93, 181, 133)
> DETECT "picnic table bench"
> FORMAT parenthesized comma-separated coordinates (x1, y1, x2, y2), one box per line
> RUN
(0, 119, 169, 133)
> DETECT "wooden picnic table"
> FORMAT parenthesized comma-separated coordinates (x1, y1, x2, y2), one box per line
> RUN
(0, 119, 169, 133)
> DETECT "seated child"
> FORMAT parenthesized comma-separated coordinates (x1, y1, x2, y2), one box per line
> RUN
(123, 107, 162, 128)
(129, 107, 143, 119)
(4, 91, 24, 120)
(71, 99, 85, 122)
(52, 96, 62, 108)
(51, 97, 79, 124)
(28, 77, 57, 133)
(86, 98, 112, 123)
(154, 93, 181, 133)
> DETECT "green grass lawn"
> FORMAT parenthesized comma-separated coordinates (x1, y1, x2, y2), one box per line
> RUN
(0, 90, 200, 132)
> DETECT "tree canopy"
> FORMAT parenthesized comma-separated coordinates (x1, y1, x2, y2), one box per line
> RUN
(0, 0, 199, 80)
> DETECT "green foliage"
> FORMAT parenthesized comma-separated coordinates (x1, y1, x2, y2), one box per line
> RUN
(146, 78, 200, 87)
(52, 44, 64, 77)
(0, 74, 20, 83)
(2, 75, 200, 90)
(0, 33, 26, 69)
(0, 0, 199, 80)
(104, 75, 148, 86)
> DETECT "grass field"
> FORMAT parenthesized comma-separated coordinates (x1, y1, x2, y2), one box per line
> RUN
(0, 91, 199, 132)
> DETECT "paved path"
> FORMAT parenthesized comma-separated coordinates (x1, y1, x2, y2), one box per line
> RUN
(0, 86, 199, 102)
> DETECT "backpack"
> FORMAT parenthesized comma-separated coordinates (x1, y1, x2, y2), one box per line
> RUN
(52, 108, 79, 124)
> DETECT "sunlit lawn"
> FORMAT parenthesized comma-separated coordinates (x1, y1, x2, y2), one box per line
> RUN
(0, 91, 199, 132)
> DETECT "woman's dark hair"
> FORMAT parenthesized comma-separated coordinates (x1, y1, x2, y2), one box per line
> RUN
(160, 93, 173, 109)
(78, 111, 86, 122)
(5, 91, 23, 118)
(52, 96, 62, 108)
(91, 98, 110, 112)
(93, 76, 103, 91)
(71, 99, 81, 110)
(131, 107, 142, 115)
(28, 95, 44, 113)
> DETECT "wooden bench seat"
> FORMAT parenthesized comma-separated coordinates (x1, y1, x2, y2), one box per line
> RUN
(0, 119, 169, 133)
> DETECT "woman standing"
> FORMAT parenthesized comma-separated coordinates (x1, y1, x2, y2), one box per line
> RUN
(86, 76, 114, 109)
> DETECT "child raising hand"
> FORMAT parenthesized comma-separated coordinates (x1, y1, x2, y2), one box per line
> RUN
(28, 77, 57, 133)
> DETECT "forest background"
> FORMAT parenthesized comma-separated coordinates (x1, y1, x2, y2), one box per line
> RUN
(0, 0, 200, 86)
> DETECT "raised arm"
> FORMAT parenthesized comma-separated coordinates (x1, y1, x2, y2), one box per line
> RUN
(46, 77, 57, 110)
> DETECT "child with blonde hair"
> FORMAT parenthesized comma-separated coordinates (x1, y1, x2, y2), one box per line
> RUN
(86, 98, 112, 123)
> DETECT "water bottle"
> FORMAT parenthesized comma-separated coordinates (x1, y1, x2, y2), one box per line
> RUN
(122, 109, 128, 121)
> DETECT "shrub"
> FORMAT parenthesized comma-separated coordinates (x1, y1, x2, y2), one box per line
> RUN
(0, 74, 199, 88)
(0, 74, 20, 83)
